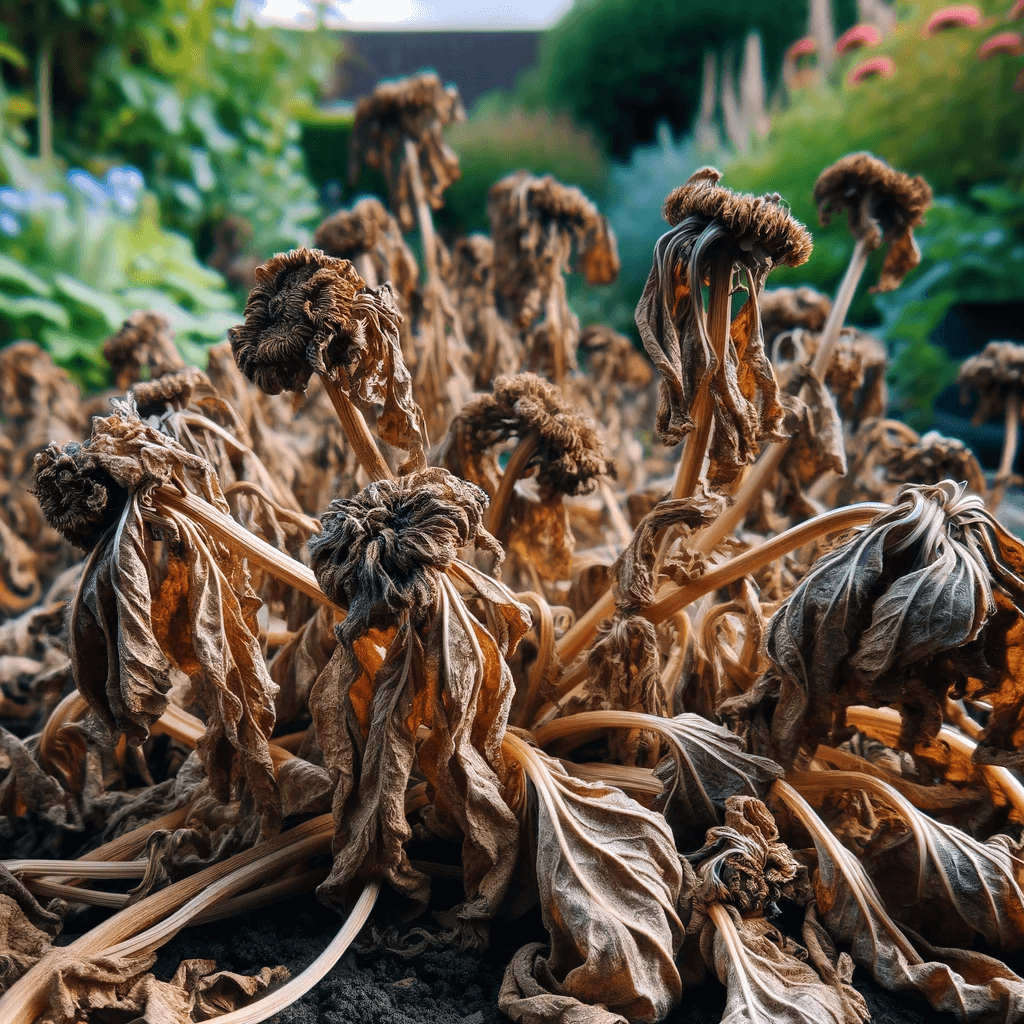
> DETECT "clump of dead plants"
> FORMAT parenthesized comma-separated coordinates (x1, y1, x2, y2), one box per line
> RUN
(3, 73, 1023, 1024)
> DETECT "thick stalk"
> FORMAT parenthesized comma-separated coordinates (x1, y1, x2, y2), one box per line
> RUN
(354, 252, 378, 289)
(554, 501, 886, 668)
(486, 431, 541, 541)
(988, 390, 1021, 511)
(155, 488, 334, 609)
(671, 249, 735, 501)
(810, 234, 873, 380)
(546, 280, 566, 389)
(317, 373, 392, 483)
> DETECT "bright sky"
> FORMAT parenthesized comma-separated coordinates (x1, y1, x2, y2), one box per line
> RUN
(249, 0, 573, 29)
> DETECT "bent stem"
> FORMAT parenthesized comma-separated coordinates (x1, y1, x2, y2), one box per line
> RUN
(989, 391, 1021, 511)
(810, 234, 873, 380)
(155, 488, 335, 610)
(318, 373, 393, 483)
(671, 246, 735, 502)
(845, 704, 1024, 820)
(0, 816, 333, 1024)
(486, 430, 541, 541)
(554, 501, 887, 670)
(208, 879, 379, 1024)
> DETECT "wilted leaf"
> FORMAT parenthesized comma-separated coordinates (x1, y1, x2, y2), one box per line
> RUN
(500, 734, 683, 1024)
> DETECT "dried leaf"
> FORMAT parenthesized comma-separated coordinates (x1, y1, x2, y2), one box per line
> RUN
(500, 735, 683, 1023)
(635, 168, 811, 485)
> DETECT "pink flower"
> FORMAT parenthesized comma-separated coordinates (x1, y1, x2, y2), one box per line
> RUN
(847, 55, 897, 84)
(1010, 0, 1024, 22)
(978, 30, 1024, 57)
(923, 4, 982, 36)
(786, 36, 818, 61)
(836, 24, 883, 55)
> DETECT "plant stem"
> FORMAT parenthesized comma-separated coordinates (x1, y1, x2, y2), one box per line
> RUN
(317, 374, 393, 483)
(486, 431, 540, 541)
(405, 137, 446, 389)
(354, 253, 378, 289)
(989, 390, 1021, 511)
(554, 501, 886, 668)
(0, 816, 333, 1024)
(671, 248, 735, 502)
(190, 880, 379, 1024)
(689, 234, 875, 551)
(155, 488, 336, 609)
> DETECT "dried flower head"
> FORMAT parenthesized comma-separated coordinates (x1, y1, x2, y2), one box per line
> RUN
(230, 248, 365, 395)
(32, 441, 127, 550)
(759, 286, 832, 344)
(349, 72, 465, 232)
(489, 171, 619, 332)
(103, 312, 184, 391)
(314, 198, 419, 303)
(131, 366, 211, 416)
(443, 373, 614, 501)
(230, 247, 426, 472)
(309, 467, 499, 628)
(579, 325, 653, 392)
(636, 168, 811, 488)
(813, 153, 932, 292)
(886, 430, 987, 495)
(958, 340, 1024, 423)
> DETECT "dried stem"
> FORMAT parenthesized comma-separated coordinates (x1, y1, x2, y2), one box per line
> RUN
(554, 501, 886, 669)
(810, 234, 873, 380)
(187, 879, 379, 1024)
(486, 430, 541, 541)
(155, 488, 335, 609)
(36, 32, 53, 163)
(0, 816, 333, 1024)
(354, 252, 378, 288)
(671, 248, 735, 502)
(845, 705, 1024, 820)
(318, 373, 393, 483)
(547, 264, 566, 390)
(511, 590, 556, 728)
(989, 390, 1021, 511)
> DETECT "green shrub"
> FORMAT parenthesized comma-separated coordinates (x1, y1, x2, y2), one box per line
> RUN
(0, 142, 237, 390)
(531, 0, 857, 157)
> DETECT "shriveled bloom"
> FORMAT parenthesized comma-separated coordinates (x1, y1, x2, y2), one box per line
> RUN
(349, 72, 465, 232)
(314, 197, 419, 304)
(732, 481, 1024, 767)
(307, 467, 528, 932)
(959, 340, 1024, 424)
(759, 286, 832, 345)
(230, 247, 426, 473)
(813, 153, 932, 292)
(442, 372, 614, 502)
(886, 430, 988, 496)
(636, 167, 811, 488)
(103, 311, 184, 391)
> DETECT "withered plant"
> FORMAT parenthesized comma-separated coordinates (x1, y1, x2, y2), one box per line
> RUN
(7, 132, 1024, 1024)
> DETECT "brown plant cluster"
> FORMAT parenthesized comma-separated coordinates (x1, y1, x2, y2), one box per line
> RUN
(4, 117, 1024, 1024)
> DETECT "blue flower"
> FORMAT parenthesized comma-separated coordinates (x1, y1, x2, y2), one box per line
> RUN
(67, 169, 110, 210)
(0, 212, 22, 236)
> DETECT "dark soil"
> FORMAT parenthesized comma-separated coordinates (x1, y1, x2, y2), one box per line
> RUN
(137, 889, 951, 1024)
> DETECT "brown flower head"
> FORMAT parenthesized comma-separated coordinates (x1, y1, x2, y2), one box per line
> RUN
(229, 247, 364, 395)
(636, 168, 811, 484)
(131, 366, 211, 417)
(886, 430, 987, 496)
(742, 481, 1024, 766)
(314, 198, 419, 303)
(349, 72, 465, 231)
(32, 441, 127, 550)
(309, 467, 499, 630)
(813, 152, 932, 292)
(442, 373, 614, 501)
(958, 340, 1024, 423)
(230, 247, 426, 469)
(579, 325, 653, 392)
(0, 341, 87, 445)
(103, 311, 184, 391)
(488, 171, 619, 332)
(759, 285, 832, 344)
